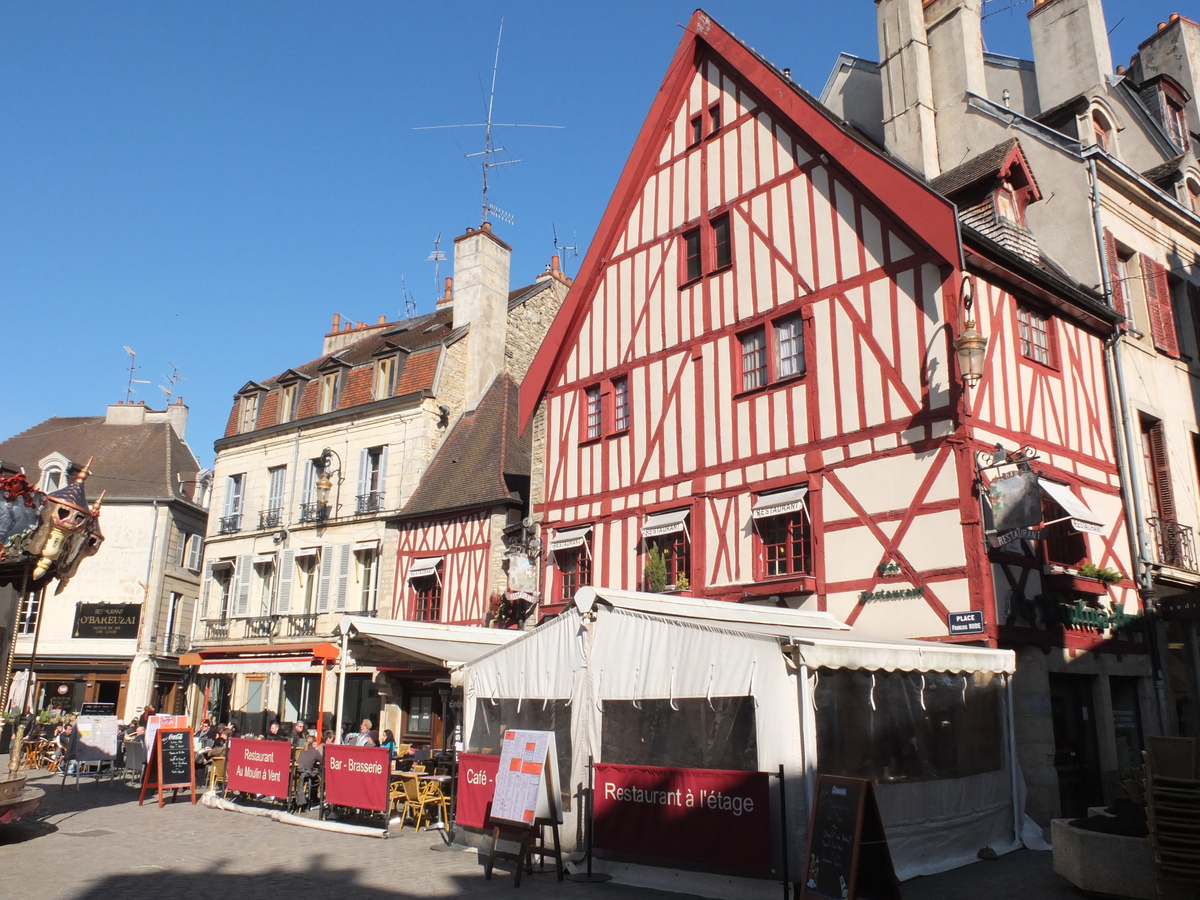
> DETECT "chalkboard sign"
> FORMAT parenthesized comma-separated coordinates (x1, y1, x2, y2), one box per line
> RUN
(138, 728, 196, 808)
(80, 702, 115, 716)
(798, 776, 900, 900)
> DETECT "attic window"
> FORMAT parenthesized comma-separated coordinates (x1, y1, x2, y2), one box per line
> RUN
(1092, 110, 1113, 153)
(1162, 86, 1189, 152)
(1187, 178, 1200, 216)
(994, 184, 1021, 225)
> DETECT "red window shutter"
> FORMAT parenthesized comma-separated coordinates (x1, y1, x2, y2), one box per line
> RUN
(1148, 420, 1176, 523)
(1103, 230, 1125, 318)
(1142, 254, 1180, 357)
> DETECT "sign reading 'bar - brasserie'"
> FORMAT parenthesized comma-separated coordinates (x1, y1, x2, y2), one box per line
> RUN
(73, 603, 140, 639)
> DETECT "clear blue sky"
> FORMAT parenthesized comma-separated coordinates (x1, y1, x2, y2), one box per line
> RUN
(0, 1, 1175, 468)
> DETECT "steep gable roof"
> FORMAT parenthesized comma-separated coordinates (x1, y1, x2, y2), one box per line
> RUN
(394, 373, 529, 519)
(519, 8, 961, 426)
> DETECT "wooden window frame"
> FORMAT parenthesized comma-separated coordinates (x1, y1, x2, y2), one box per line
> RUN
(681, 228, 702, 284)
(689, 114, 703, 147)
(279, 384, 298, 423)
(1142, 254, 1181, 358)
(708, 102, 722, 136)
(239, 394, 259, 433)
(319, 372, 341, 414)
(582, 385, 602, 442)
(556, 543, 592, 604)
(712, 213, 732, 272)
(737, 311, 806, 395)
(739, 327, 767, 392)
(644, 530, 690, 589)
(411, 574, 442, 623)
(612, 376, 630, 433)
(1016, 302, 1056, 368)
(754, 507, 813, 580)
(374, 357, 397, 401)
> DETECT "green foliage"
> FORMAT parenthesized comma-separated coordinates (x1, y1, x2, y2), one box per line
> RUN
(645, 546, 669, 593)
(675, 573, 689, 591)
(1079, 562, 1125, 585)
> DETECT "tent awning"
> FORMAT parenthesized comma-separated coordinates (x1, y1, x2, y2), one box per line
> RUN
(198, 658, 318, 675)
(751, 487, 808, 519)
(337, 615, 520, 670)
(407, 556, 443, 580)
(1039, 480, 1105, 534)
(642, 509, 689, 538)
(179, 641, 339, 669)
(549, 524, 592, 551)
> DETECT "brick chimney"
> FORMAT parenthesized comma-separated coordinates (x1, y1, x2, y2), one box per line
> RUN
(1133, 14, 1200, 137)
(452, 222, 511, 410)
(1028, 0, 1113, 114)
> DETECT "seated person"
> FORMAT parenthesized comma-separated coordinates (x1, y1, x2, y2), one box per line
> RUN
(380, 729, 397, 760)
(292, 735, 322, 810)
(290, 721, 307, 749)
(265, 721, 289, 742)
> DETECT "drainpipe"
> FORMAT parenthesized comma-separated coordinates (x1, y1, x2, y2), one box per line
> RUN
(1088, 154, 1172, 734)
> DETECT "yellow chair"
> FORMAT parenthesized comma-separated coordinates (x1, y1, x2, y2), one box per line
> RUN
(206, 755, 227, 795)
(420, 779, 451, 823)
(411, 764, 426, 774)
(21, 742, 41, 770)
(397, 774, 444, 832)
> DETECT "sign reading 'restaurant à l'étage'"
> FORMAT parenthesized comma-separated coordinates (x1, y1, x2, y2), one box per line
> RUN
(72, 603, 140, 639)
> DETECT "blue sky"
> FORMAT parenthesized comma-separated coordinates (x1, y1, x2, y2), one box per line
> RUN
(0, 1, 1175, 468)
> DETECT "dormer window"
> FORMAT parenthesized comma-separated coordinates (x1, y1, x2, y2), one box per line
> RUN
(239, 393, 259, 433)
(1187, 177, 1200, 216)
(994, 184, 1020, 225)
(279, 383, 298, 423)
(319, 371, 341, 414)
(1162, 87, 1189, 152)
(375, 357, 398, 401)
(1092, 110, 1113, 153)
(37, 452, 72, 492)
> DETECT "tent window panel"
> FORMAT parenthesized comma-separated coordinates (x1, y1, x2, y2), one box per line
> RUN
(813, 669, 1004, 783)
(601, 697, 758, 772)
(468, 699, 573, 812)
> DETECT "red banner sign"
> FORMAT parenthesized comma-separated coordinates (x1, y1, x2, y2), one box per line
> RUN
(324, 745, 390, 812)
(455, 752, 500, 829)
(593, 763, 773, 873)
(226, 739, 291, 799)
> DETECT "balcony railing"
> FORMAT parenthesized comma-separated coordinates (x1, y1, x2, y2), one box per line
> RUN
(285, 614, 319, 637)
(244, 616, 278, 639)
(218, 514, 242, 535)
(149, 632, 191, 654)
(299, 502, 329, 524)
(203, 619, 230, 641)
(355, 491, 386, 515)
(259, 507, 283, 530)
(1148, 517, 1198, 572)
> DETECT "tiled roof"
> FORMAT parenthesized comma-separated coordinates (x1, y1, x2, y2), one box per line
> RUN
(396, 373, 529, 518)
(930, 139, 1021, 197)
(0, 416, 201, 504)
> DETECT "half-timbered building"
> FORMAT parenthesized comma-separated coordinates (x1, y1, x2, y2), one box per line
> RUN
(520, 9, 1133, 827)
(188, 223, 567, 746)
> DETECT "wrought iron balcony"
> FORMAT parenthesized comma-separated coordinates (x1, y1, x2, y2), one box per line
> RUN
(1147, 517, 1198, 572)
(244, 616, 278, 639)
(218, 514, 242, 535)
(149, 632, 191, 654)
(203, 619, 230, 641)
(285, 613, 319, 637)
(299, 502, 329, 523)
(259, 507, 283, 530)
(355, 491, 386, 515)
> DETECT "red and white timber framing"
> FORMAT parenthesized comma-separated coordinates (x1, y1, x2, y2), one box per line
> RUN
(520, 11, 1133, 648)
(393, 511, 494, 625)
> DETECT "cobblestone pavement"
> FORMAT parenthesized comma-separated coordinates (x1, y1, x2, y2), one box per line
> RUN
(0, 761, 1084, 900)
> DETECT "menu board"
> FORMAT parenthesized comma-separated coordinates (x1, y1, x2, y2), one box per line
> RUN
(138, 728, 196, 808)
(490, 729, 560, 826)
(144, 714, 187, 757)
(799, 776, 900, 900)
(74, 715, 120, 762)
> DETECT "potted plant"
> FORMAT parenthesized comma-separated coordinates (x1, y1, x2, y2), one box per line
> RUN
(1078, 562, 1125, 585)
(1044, 561, 1124, 596)
(645, 546, 669, 593)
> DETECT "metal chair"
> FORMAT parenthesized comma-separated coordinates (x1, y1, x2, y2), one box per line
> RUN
(397, 774, 443, 832)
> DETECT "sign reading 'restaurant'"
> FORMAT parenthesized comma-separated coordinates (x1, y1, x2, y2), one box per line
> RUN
(72, 603, 140, 639)
(226, 739, 291, 800)
(323, 745, 390, 812)
(455, 752, 501, 829)
(593, 763, 772, 873)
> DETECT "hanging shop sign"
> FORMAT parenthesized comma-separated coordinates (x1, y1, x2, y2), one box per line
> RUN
(72, 603, 140, 639)
(985, 470, 1044, 547)
(592, 763, 772, 874)
(1063, 600, 1142, 634)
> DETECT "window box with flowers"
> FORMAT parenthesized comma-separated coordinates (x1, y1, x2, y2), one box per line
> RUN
(1043, 562, 1124, 597)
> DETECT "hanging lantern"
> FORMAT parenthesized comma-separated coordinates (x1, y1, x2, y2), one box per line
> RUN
(953, 277, 988, 388)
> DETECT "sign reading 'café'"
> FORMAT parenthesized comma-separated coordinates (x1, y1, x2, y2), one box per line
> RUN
(73, 603, 140, 639)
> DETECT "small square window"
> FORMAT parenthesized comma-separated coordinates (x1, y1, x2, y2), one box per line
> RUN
(1017, 304, 1053, 366)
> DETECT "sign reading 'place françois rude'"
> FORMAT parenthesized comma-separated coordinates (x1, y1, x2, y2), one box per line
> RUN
(72, 603, 140, 639)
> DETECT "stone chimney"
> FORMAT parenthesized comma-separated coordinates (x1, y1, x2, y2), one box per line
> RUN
(453, 222, 511, 410)
(1134, 14, 1200, 136)
(105, 398, 189, 440)
(925, 0, 990, 171)
(877, 0, 940, 177)
(1028, 0, 1113, 114)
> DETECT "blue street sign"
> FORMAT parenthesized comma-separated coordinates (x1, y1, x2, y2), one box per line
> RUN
(948, 611, 985, 635)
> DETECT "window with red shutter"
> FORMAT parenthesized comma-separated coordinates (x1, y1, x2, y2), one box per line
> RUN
(1103, 230, 1126, 319)
(1142, 255, 1180, 357)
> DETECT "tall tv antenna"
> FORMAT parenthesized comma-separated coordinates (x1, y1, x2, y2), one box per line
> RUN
(159, 362, 185, 405)
(552, 224, 579, 275)
(425, 232, 446, 304)
(415, 19, 563, 226)
(123, 346, 150, 403)
(401, 275, 418, 319)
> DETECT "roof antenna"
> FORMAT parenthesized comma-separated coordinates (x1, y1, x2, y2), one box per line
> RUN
(123, 346, 150, 403)
(159, 362, 185, 405)
(414, 19, 563, 227)
(401, 275, 418, 319)
(552, 224, 579, 275)
(425, 232, 446, 304)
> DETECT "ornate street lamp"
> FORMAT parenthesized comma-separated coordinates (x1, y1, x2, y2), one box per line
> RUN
(953, 276, 987, 389)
